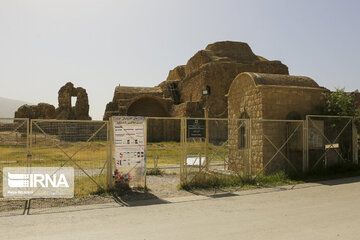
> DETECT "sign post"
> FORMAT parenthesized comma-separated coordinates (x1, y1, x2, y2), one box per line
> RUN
(112, 116, 146, 187)
(186, 119, 206, 138)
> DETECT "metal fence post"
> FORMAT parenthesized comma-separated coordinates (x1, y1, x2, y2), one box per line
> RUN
(184, 118, 187, 183)
(248, 118, 252, 177)
(144, 117, 148, 189)
(205, 110, 209, 171)
(26, 118, 30, 168)
(302, 119, 307, 172)
(304, 116, 309, 172)
(180, 118, 185, 185)
(106, 119, 113, 189)
(29, 119, 33, 168)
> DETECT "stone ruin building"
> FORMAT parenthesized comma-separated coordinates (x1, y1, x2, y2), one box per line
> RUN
(103, 41, 289, 120)
(227, 72, 328, 174)
(15, 82, 91, 120)
(102, 41, 291, 142)
(56, 82, 91, 120)
(102, 40, 352, 173)
(14, 82, 93, 141)
(14, 103, 56, 120)
(227, 73, 360, 174)
(10, 40, 359, 173)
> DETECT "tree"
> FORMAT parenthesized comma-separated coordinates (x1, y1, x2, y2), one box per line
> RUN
(322, 88, 360, 161)
(323, 88, 360, 116)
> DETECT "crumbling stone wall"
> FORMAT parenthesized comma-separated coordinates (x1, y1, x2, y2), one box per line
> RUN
(56, 82, 91, 120)
(174, 41, 289, 118)
(127, 96, 171, 117)
(15, 103, 56, 119)
(166, 65, 186, 81)
(103, 86, 167, 120)
(14, 82, 93, 142)
(103, 41, 289, 120)
(15, 82, 91, 121)
(102, 41, 290, 143)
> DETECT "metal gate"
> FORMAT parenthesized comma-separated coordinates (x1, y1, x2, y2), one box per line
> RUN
(0, 119, 111, 214)
(30, 119, 111, 195)
(180, 118, 244, 185)
(306, 115, 357, 170)
(250, 119, 305, 176)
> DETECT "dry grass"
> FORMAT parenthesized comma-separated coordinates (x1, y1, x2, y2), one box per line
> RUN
(146, 141, 228, 167)
(74, 174, 106, 196)
(0, 140, 228, 197)
(0, 141, 228, 169)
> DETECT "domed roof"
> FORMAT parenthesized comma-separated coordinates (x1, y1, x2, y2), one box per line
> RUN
(245, 72, 321, 88)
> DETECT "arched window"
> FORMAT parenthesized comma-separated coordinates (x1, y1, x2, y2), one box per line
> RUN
(239, 112, 250, 149)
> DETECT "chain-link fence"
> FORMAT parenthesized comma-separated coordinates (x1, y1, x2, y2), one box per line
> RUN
(30, 119, 110, 197)
(146, 117, 182, 174)
(144, 118, 182, 194)
(249, 119, 305, 176)
(181, 118, 232, 185)
(0, 118, 29, 214)
(306, 115, 355, 170)
(145, 117, 233, 186)
(1, 119, 111, 215)
(176, 116, 358, 185)
(1, 115, 359, 214)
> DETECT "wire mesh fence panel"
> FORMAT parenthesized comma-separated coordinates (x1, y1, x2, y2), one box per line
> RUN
(182, 118, 245, 186)
(307, 116, 354, 170)
(146, 118, 182, 174)
(182, 118, 207, 185)
(30, 120, 109, 198)
(144, 118, 182, 193)
(249, 119, 304, 176)
(0, 118, 29, 214)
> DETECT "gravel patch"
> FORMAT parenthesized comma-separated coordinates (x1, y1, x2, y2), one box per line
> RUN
(146, 174, 192, 198)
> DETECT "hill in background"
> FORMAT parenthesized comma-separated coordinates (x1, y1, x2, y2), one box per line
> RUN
(0, 97, 32, 118)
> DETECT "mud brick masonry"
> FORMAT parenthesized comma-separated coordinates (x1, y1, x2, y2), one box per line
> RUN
(103, 41, 288, 120)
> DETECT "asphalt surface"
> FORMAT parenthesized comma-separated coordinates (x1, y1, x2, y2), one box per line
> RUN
(1, 177, 360, 240)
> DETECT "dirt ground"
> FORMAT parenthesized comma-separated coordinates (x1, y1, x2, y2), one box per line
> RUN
(0, 171, 245, 213)
(2, 177, 360, 240)
(0, 173, 192, 213)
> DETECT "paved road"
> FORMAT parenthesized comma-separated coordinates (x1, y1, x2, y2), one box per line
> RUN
(1, 177, 360, 240)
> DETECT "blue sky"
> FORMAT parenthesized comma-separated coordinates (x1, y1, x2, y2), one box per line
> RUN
(1, 0, 359, 119)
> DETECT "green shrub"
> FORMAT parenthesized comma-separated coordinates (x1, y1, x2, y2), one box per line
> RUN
(323, 88, 360, 116)
(181, 171, 302, 190)
(146, 168, 164, 176)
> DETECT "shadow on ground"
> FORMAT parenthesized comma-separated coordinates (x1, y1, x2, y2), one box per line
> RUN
(112, 189, 170, 207)
(315, 176, 360, 186)
(2, 176, 360, 217)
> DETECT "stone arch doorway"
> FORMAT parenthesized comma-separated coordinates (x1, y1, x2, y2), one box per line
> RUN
(127, 97, 175, 142)
(127, 97, 169, 117)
